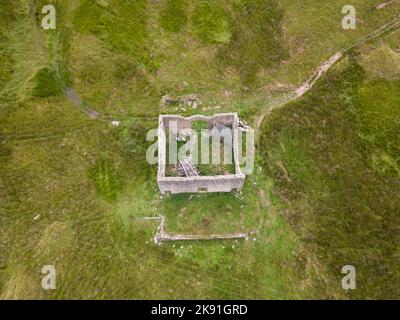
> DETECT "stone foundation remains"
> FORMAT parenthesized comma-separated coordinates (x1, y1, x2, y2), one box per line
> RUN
(157, 113, 246, 194)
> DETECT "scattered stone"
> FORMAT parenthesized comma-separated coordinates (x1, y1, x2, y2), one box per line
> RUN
(239, 120, 250, 132)
(161, 95, 173, 106)
(224, 90, 232, 98)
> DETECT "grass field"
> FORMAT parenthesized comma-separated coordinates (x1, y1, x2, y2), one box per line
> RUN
(260, 45, 400, 298)
(1, 0, 400, 299)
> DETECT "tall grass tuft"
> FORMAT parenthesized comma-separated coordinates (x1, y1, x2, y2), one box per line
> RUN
(0, 0, 47, 102)
(0, 0, 71, 102)
(89, 157, 123, 202)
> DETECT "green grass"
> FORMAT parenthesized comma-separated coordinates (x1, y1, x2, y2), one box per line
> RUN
(159, 0, 188, 33)
(32, 67, 64, 97)
(192, 0, 231, 44)
(260, 59, 400, 299)
(358, 46, 400, 80)
(0, 0, 47, 102)
(1, 0, 400, 300)
(275, 0, 400, 86)
(73, 0, 148, 56)
(218, 0, 287, 85)
(268, 129, 330, 201)
(89, 157, 124, 202)
(355, 80, 400, 176)
(164, 119, 236, 176)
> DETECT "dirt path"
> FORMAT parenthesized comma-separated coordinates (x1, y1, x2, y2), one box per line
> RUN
(254, 14, 400, 133)
(62, 14, 400, 132)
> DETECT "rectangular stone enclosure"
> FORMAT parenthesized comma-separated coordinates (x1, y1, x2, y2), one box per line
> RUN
(157, 113, 245, 194)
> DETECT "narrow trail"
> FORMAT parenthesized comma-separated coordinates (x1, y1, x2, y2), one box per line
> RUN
(6, 13, 399, 145)
(64, 87, 101, 120)
(63, 87, 159, 123)
(61, 14, 400, 135)
(254, 14, 400, 134)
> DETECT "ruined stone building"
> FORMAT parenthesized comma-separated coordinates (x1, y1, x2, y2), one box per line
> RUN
(157, 113, 246, 194)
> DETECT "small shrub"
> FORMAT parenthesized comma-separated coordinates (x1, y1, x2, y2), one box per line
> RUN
(32, 67, 63, 97)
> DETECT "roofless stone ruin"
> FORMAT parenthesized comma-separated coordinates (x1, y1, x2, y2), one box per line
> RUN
(157, 113, 248, 195)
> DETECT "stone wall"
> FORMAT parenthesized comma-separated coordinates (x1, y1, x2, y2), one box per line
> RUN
(158, 175, 245, 194)
(157, 116, 167, 177)
(157, 113, 245, 194)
